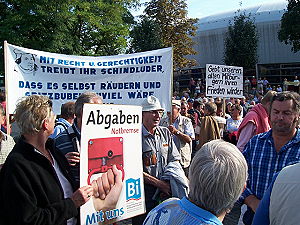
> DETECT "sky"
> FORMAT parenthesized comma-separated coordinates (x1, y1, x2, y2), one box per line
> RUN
(131, 0, 287, 19)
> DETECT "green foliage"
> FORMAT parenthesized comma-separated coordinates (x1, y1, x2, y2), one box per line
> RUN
(143, 0, 198, 69)
(278, 0, 300, 52)
(224, 12, 258, 70)
(129, 16, 163, 53)
(0, 0, 136, 74)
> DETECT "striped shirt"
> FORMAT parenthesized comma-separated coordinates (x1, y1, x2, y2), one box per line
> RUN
(54, 121, 81, 186)
(242, 129, 300, 201)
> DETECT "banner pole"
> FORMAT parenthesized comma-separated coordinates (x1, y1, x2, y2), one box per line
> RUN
(223, 98, 226, 118)
(3, 41, 10, 135)
(170, 46, 174, 125)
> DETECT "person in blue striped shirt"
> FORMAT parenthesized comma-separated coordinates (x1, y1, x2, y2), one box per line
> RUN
(240, 91, 300, 225)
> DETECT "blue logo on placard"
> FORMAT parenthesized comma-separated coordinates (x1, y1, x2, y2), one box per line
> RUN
(126, 178, 141, 201)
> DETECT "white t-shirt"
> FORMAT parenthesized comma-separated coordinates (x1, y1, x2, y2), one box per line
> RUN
(226, 118, 243, 133)
(34, 149, 77, 225)
(52, 156, 77, 225)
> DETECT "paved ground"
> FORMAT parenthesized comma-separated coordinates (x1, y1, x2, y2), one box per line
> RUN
(116, 218, 132, 225)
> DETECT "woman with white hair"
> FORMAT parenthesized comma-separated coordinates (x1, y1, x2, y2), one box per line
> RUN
(0, 95, 112, 225)
(143, 140, 248, 225)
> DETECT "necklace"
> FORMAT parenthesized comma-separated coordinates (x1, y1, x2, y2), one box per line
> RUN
(36, 148, 54, 165)
(43, 150, 54, 165)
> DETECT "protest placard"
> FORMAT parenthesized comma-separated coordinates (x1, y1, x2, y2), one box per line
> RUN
(206, 64, 243, 98)
(80, 103, 144, 225)
(4, 42, 172, 114)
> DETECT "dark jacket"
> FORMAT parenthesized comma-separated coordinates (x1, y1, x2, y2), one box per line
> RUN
(0, 137, 78, 225)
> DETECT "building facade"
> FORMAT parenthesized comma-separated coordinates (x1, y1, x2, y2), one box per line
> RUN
(177, 0, 300, 89)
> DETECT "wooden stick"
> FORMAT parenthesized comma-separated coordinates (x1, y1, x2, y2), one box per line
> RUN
(3, 41, 10, 135)
(222, 98, 226, 118)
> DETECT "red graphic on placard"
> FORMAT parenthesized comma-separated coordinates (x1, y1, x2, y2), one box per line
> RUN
(87, 137, 124, 184)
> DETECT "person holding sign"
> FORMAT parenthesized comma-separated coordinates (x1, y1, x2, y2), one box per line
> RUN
(55, 92, 103, 187)
(54, 92, 123, 217)
(0, 95, 121, 225)
(0, 95, 93, 225)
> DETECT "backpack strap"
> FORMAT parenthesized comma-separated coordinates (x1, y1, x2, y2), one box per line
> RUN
(66, 125, 80, 153)
(55, 121, 69, 132)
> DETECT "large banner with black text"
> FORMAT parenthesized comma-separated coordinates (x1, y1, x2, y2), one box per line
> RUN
(5, 42, 172, 114)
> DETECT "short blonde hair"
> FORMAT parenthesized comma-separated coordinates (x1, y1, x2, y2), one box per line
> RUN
(15, 95, 53, 135)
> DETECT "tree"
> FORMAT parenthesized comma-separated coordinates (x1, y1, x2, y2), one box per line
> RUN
(224, 12, 258, 70)
(129, 16, 163, 53)
(143, 0, 198, 69)
(0, 0, 136, 74)
(278, 0, 300, 53)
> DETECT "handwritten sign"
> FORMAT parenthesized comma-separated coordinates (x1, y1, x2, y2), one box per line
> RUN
(206, 64, 243, 98)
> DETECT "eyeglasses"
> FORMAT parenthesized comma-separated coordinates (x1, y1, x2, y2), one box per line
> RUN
(147, 110, 164, 117)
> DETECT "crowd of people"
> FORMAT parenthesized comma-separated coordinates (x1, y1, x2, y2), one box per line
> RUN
(177, 76, 300, 104)
(0, 87, 300, 225)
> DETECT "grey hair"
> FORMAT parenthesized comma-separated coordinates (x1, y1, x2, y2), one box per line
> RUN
(188, 140, 248, 216)
(75, 92, 102, 117)
(14, 95, 53, 135)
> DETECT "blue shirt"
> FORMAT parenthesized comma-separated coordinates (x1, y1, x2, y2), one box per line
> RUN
(54, 121, 81, 186)
(242, 129, 300, 200)
(143, 197, 222, 225)
(241, 129, 300, 222)
(253, 162, 300, 225)
(252, 173, 278, 225)
(49, 118, 72, 139)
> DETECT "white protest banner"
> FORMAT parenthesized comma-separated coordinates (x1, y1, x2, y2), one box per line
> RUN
(206, 64, 243, 98)
(5, 42, 172, 114)
(80, 103, 144, 225)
